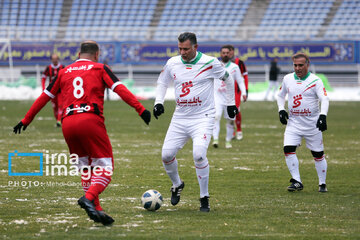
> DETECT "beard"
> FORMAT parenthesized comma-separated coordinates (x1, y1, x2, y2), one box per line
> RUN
(222, 56, 230, 63)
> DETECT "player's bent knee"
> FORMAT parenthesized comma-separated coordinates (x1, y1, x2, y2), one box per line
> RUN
(311, 150, 324, 159)
(162, 148, 177, 164)
(284, 145, 297, 154)
(193, 146, 207, 163)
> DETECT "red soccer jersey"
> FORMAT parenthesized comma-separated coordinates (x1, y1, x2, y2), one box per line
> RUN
(44, 59, 144, 120)
(41, 63, 65, 90)
(234, 58, 248, 91)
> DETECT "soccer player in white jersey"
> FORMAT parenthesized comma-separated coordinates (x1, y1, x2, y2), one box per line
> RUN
(213, 45, 247, 149)
(153, 32, 238, 212)
(277, 53, 329, 193)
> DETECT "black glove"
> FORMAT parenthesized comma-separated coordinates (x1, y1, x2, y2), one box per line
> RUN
(316, 114, 327, 132)
(279, 110, 288, 125)
(153, 104, 164, 119)
(246, 89, 248, 98)
(13, 121, 27, 134)
(140, 110, 151, 125)
(227, 105, 239, 119)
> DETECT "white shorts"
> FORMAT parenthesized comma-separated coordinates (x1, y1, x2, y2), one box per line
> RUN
(162, 117, 214, 150)
(284, 130, 324, 152)
(215, 102, 234, 120)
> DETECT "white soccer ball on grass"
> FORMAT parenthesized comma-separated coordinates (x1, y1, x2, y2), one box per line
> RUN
(141, 189, 163, 211)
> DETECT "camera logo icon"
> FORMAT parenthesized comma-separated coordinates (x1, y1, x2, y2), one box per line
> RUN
(8, 150, 43, 176)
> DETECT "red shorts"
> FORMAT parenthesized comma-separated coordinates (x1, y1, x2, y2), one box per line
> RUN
(62, 113, 113, 169)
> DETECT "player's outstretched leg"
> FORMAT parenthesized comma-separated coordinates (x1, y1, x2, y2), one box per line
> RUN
(84, 168, 112, 225)
(81, 168, 105, 211)
(162, 148, 184, 205)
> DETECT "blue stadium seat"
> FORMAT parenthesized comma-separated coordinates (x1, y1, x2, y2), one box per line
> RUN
(254, 0, 336, 41)
(154, 0, 251, 41)
(325, 0, 360, 40)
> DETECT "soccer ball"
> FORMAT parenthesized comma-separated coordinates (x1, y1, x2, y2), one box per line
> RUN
(141, 189, 163, 211)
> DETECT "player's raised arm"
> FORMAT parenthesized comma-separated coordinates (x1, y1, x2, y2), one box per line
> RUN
(153, 63, 172, 119)
(102, 65, 151, 125)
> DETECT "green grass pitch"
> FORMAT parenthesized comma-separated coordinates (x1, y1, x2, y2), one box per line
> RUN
(0, 100, 359, 239)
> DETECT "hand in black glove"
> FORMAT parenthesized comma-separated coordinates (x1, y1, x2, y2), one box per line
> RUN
(279, 110, 288, 125)
(316, 114, 327, 132)
(246, 89, 248, 98)
(140, 110, 151, 125)
(13, 121, 27, 134)
(227, 105, 239, 119)
(153, 104, 164, 119)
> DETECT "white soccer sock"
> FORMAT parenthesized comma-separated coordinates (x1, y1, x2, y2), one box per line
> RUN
(226, 120, 234, 141)
(314, 156, 327, 185)
(163, 158, 182, 187)
(193, 145, 210, 198)
(213, 116, 221, 140)
(285, 153, 301, 183)
(195, 160, 209, 198)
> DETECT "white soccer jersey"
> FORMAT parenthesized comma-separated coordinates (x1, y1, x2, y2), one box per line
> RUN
(214, 61, 245, 106)
(155, 52, 235, 119)
(278, 72, 329, 135)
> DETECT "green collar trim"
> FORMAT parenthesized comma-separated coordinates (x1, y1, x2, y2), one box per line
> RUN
(224, 61, 231, 68)
(294, 72, 310, 81)
(181, 52, 202, 65)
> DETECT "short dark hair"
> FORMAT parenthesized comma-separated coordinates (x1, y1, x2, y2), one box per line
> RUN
(292, 52, 310, 64)
(80, 41, 99, 55)
(50, 53, 58, 60)
(221, 45, 234, 51)
(178, 32, 197, 45)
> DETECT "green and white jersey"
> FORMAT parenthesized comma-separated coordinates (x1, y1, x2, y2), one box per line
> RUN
(278, 72, 329, 134)
(214, 61, 245, 105)
(155, 52, 234, 119)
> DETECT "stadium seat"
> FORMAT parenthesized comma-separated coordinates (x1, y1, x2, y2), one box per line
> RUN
(325, 0, 360, 40)
(64, 0, 158, 39)
(153, 0, 251, 41)
(253, 0, 336, 41)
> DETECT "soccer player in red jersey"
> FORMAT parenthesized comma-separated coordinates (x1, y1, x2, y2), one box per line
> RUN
(13, 41, 151, 225)
(41, 54, 65, 127)
(229, 45, 248, 140)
